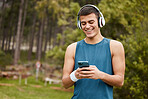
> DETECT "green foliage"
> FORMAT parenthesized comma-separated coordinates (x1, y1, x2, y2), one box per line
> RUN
(0, 50, 13, 67)
(118, 31, 148, 99)
(58, 17, 69, 26)
(64, 28, 85, 45)
(98, 0, 148, 98)
(46, 28, 85, 66)
(46, 46, 65, 66)
(99, 0, 148, 38)
(56, 33, 62, 42)
(69, 2, 80, 19)
(46, 2, 84, 66)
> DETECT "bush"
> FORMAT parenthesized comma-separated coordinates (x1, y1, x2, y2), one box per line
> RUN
(46, 46, 65, 66)
(0, 50, 13, 68)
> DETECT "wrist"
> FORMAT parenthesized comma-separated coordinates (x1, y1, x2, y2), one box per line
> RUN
(99, 71, 105, 80)
(70, 70, 79, 82)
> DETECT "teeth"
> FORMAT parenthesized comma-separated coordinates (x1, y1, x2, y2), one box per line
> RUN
(86, 30, 92, 32)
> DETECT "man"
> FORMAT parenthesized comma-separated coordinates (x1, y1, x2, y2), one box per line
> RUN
(62, 4, 125, 99)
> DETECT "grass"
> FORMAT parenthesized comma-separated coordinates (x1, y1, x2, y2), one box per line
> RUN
(0, 76, 73, 99)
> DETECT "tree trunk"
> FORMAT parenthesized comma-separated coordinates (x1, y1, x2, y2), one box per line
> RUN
(37, 17, 45, 61)
(14, 0, 24, 65)
(18, 0, 28, 59)
(1, 29, 6, 51)
(0, 0, 6, 50)
(4, 29, 8, 51)
(43, 17, 49, 55)
(59, 26, 65, 46)
(28, 15, 36, 61)
(7, 29, 12, 51)
(52, 19, 57, 48)
(36, 23, 40, 59)
(48, 17, 53, 50)
(12, 20, 18, 54)
(0, 0, 5, 31)
(6, 0, 14, 51)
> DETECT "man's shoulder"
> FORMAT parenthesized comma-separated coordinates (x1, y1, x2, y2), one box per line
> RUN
(66, 42, 77, 54)
(110, 40, 123, 48)
(66, 39, 84, 51)
(67, 42, 77, 49)
(110, 40, 124, 55)
(65, 42, 77, 57)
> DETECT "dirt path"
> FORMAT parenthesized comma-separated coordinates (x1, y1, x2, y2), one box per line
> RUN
(0, 83, 14, 86)
(50, 86, 73, 92)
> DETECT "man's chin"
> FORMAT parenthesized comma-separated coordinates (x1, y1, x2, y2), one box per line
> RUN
(86, 35, 94, 39)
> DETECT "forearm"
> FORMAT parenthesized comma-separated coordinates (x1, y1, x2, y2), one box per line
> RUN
(62, 75, 75, 89)
(100, 72, 124, 87)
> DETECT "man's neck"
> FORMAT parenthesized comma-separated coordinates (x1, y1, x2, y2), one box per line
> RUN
(84, 35, 104, 44)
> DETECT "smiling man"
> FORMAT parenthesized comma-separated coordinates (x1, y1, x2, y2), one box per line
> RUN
(62, 4, 125, 99)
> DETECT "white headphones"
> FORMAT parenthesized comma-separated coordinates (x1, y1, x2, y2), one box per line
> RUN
(77, 4, 105, 29)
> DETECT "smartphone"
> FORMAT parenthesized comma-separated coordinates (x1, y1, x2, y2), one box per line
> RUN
(78, 61, 89, 68)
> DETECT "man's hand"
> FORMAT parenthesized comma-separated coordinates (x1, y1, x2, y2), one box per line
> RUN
(75, 65, 104, 80)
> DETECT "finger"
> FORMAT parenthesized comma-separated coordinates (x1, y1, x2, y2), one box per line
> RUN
(76, 68, 83, 73)
(75, 72, 82, 79)
(79, 74, 92, 78)
(79, 71, 94, 75)
(89, 65, 96, 68)
(80, 67, 91, 71)
(80, 68, 95, 72)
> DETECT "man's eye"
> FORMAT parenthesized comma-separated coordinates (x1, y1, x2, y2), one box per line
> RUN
(81, 23, 86, 25)
(89, 21, 94, 24)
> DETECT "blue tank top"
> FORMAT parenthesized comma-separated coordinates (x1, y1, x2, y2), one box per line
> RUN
(72, 38, 113, 99)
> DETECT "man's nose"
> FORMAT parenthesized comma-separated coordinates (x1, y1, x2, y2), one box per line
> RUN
(85, 23, 90, 28)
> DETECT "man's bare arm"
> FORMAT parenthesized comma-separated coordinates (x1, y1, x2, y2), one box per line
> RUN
(62, 43, 77, 89)
(98, 40, 125, 87)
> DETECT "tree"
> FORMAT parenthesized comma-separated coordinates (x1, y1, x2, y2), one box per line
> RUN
(28, 13, 36, 61)
(14, 0, 24, 65)
(98, 0, 148, 98)
(37, 17, 45, 61)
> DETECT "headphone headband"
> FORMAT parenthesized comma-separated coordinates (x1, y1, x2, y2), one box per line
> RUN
(77, 4, 105, 29)
(78, 4, 102, 17)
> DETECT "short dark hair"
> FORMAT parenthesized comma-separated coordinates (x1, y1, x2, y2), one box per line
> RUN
(78, 6, 100, 18)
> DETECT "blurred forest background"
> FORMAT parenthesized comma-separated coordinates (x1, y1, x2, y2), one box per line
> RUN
(0, 0, 147, 99)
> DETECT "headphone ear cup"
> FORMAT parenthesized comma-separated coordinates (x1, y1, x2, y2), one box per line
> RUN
(77, 15, 82, 29)
(98, 17, 101, 28)
(98, 17, 105, 28)
(77, 20, 81, 29)
(101, 17, 105, 27)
